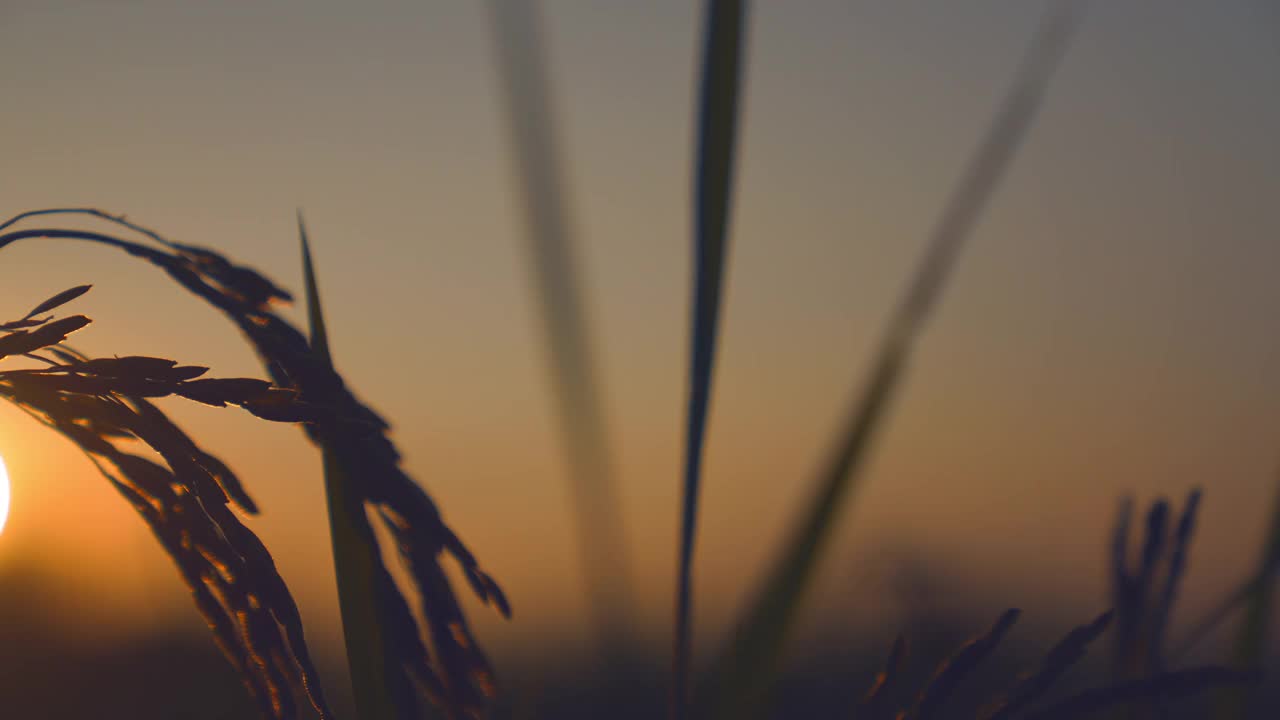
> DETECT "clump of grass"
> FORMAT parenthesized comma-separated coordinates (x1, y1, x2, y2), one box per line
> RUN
(856, 606, 1254, 720)
(1110, 490, 1202, 683)
(0, 208, 511, 719)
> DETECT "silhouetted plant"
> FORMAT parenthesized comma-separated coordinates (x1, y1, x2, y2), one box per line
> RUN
(0, 209, 511, 720)
(856, 607, 1255, 720)
(1110, 490, 1203, 683)
(0, 287, 337, 718)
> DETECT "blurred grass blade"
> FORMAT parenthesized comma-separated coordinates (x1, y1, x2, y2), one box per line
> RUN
(707, 3, 1087, 717)
(485, 0, 638, 657)
(1150, 490, 1201, 669)
(1221, 466, 1280, 717)
(673, 1, 749, 718)
(301, 213, 409, 720)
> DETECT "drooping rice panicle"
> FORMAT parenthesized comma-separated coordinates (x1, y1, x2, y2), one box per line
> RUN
(0, 211, 510, 719)
(0, 292, 339, 719)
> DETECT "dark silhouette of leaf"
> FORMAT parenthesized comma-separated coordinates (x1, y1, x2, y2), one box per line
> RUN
(674, 2, 749, 718)
(0, 317, 50, 330)
(907, 609, 1021, 720)
(69, 355, 179, 378)
(0, 315, 92, 358)
(302, 213, 463, 720)
(982, 611, 1113, 720)
(22, 284, 91, 319)
(175, 377, 274, 406)
(859, 634, 908, 720)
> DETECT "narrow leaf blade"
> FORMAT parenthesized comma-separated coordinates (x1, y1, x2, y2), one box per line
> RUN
(673, 2, 749, 718)
(485, 0, 637, 660)
(301, 213, 409, 720)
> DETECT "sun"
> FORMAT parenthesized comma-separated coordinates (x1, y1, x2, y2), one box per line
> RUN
(0, 455, 9, 534)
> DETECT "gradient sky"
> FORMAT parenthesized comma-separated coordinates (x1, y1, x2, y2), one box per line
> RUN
(1, 0, 1279, 675)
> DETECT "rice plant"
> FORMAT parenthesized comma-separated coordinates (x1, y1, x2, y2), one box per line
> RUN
(0, 286, 338, 719)
(0, 209, 510, 719)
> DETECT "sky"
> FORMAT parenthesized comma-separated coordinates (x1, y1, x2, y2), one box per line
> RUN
(1, 0, 1279, 680)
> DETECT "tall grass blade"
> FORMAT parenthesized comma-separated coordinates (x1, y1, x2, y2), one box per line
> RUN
(301, 213, 411, 720)
(707, 3, 1088, 717)
(485, 0, 637, 656)
(673, 1, 749, 717)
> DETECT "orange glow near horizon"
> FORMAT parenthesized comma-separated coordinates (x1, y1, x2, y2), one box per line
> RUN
(0, 455, 9, 535)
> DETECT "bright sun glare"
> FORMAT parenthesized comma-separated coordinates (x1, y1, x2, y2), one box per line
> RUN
(0, 455, 9, 534)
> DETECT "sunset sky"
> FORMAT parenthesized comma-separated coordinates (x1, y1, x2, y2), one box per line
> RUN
(1, 0, 1279, 679)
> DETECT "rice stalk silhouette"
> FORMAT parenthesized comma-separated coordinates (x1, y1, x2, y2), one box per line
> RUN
(0, 209, 510, 719)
